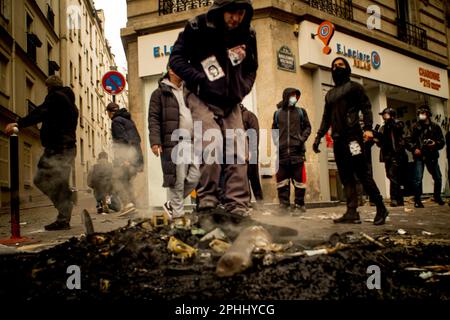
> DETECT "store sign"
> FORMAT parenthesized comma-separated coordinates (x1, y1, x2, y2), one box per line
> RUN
(419, 67, 441, 91)
(277, 46, 296, 72)
(297, 21, 448, 99)
(336, 44, 381, 71)
(138, 28, 183, 77)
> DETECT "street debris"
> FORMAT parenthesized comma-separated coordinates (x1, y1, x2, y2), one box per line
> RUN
(167, 236, 197, 262)
(209, 239, 231, 253)
(422, 231, 433, 236)
(397, 229, 407, 235)
(360, 232, 385, 248)
(200, 228, 227, 243)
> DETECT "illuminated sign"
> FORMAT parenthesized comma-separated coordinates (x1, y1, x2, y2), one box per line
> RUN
(336, 43, 381, 71)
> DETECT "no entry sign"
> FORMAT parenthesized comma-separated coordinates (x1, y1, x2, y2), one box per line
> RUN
(102, 70, 126, 95)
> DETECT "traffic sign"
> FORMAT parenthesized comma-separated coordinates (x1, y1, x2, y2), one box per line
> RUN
(102, 70, 126, 95)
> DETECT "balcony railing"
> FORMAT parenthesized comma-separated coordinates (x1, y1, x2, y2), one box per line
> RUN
(307, 0, 353, 21)
(159, 0, 213, 15)
(397, 19, 427, 50)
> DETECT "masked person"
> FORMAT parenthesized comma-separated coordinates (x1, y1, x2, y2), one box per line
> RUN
(406, 105, 445, 207)
(169, 0, 258, 218)
(272, 88, 311, 215)
(374, 108, 408, 207)
(5, 76, 78, 231)
(313, 58, 389, 225)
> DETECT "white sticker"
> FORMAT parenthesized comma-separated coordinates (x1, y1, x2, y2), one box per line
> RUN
(201, 55, 225, 82)
(228, 44, 246, 66)
(349, 140, 362, 156)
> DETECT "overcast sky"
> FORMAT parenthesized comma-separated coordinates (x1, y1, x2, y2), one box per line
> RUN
(93, 0, 128, 74)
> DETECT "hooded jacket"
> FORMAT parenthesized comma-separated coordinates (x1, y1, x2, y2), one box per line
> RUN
(87, 158, 113, 193)
(169, 0, 258, 116)
(111, 108, 144, 170)
(316, 58, 373, 142)
(17, 86, 78, 150)
(375, 119, 407, 162)
(272, 88, 312, 163)
(149, 77, 191, 187)
(406, 120, 445, 160)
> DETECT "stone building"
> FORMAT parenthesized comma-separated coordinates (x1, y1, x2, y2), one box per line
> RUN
(121, 0, 449, 208)
(0, 0, 124, 207)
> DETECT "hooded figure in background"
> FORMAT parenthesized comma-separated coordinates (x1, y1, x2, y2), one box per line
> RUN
(313, 57, 389, 226)
(106, 102, 144, 216)
(169, 0, 258, 218)
(406, 105, 445, 207)
(272, 88, 311, 215)
(5, 75, 78, 231)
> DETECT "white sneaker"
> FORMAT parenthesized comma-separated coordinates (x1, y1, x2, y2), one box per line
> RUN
(163, 201, 174, 220)
(118, 202, 136, 217)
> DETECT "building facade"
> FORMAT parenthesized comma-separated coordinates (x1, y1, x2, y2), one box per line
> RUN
(0, 0, 124, 208)
(121, 0, 450, 207)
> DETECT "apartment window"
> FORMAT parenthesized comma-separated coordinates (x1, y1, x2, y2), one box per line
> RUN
(0, 53, 9, 94)
(69, 61, 74, 86)
(47, 42, 59, 76)
(91, 93, 94, 120)
(91, 130, 95, 157)
(47, 3, 55, 28)
(79, 96, 84, 127)
(89, 22, 93, 48)
(78, 14, 82, 44)
(90, 58, 93, 84)
(80, 138, 84, 164)
(26, 78, 34, 106)
(26, 13, 42, 63)
(23, 143, 32, 186)
(396, 0, 427, 49)
(78, 55, 82, 85)
(0, 0, 11, 21)
(0, 135, 9, 187)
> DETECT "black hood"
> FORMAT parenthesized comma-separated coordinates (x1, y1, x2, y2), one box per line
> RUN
(206, 0, 254, 29)
(331, 57, 351, 85)
(277, 87, 301, 109)
(113, 108, 131, 120)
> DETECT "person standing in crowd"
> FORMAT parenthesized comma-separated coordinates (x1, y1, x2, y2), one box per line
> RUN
(406, 105, 445, 208)
(272, 88, 311, 215)
(241, 104, 264, 205)
(106, 102, 144, 216)
(87, 151, 120, 214)
(5, 76, 78, 231)
(148, 67, 200, 220)
(313, 57, 389, 225)
(373, 107, 408, 207)
(169, 0, 258, 218)
(446, 129, 450, 206)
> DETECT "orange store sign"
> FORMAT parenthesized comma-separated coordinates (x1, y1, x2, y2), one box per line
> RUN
(419, 67, 441, 91)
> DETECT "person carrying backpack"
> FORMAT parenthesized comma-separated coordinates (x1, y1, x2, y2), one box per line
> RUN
(272, 88, 311, 215)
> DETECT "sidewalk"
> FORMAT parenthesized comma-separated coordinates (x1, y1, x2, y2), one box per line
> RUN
(0, 195, 449, 253)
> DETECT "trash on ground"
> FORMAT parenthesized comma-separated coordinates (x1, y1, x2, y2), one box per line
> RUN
(167, 236, 197, 262)
(209, 239, 231, 253)
(200, 228, 227, 243)
(397, 229, 407, 235)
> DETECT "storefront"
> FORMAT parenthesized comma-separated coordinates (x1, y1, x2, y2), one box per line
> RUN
(298, 20, 449, 200)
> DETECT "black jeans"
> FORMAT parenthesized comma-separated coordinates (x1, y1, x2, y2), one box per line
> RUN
(413, 157, 442, 201)
(385, 157, 405, 202)
(248, 163, 263, 201)
(34, 147, 76, 223)
(334, 139, 382, 209)
(276, 161, 306, 206)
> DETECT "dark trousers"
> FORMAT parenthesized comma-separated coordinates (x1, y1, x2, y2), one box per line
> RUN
(334, 139, 382, 209)
(385, 158, 405, 202)
(34, 148, 76, 223)
(276, 161, 306, 206)
(413, 157, 442, 201)
(248, 163, 263, 201)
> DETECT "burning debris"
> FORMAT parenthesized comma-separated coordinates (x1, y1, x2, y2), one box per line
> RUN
(1, 211, 450, 301)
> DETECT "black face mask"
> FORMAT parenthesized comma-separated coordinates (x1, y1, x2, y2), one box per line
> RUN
(332, 67, 350, 85)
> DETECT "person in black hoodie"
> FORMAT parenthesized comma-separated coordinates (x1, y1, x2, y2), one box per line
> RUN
(106, 102, 144, 216)
(169, 0, 258, 217)
(272, 88, 311, 215)
(406, 105, 445, 207)
(313, 57, 389, 225)
(5, 75, 78, 231)
(373, 107, 408, 207)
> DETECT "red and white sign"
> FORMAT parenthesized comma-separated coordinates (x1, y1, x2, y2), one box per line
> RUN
(102, 70, 126, 95)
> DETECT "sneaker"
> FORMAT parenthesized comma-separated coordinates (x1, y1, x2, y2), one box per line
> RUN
(374, 203, 389, 226)
(118, 202, 136, 217)
(163, 201, 174, 220)
(435, 198, 445, 206)
(414, 201, 424, 208)
(198, 200, 217, 212)
(390, 200, 398, 207)
(291, 204, 306, 216)
(45, 221, 70, 231)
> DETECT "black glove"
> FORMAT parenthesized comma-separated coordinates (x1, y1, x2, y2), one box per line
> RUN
(313, 136, 321, 154)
